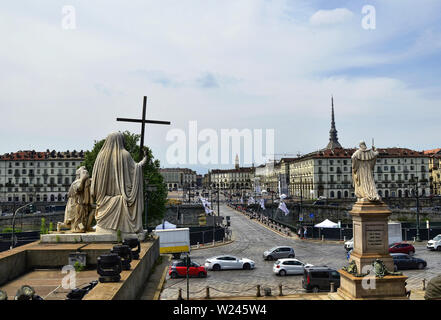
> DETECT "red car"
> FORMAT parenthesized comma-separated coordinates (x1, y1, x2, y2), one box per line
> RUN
(389, 243, 415, 255)
(169, 260, 207, 278)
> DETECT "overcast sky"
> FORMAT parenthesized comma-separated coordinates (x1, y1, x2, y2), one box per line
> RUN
(1, 1, 441, 173)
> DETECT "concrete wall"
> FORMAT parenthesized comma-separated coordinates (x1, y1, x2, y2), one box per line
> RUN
(248, 203, 441, 226)
(0, 242, 38, 286)
(84, 237, 160, 300)
(114, 237, 160, 300)
(0, 212, 64, 228)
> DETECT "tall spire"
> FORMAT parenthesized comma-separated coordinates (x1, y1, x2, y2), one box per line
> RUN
(235, 154, 240, 170)
(326, 95, 342, 150)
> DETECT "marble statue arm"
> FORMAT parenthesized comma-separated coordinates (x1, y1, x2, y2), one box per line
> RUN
(138, 150, 149, 166)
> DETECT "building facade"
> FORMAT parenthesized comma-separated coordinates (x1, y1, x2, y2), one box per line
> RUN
(425, 148, 441, 195)
(289, 148, 431, 200)
(159, 168, 197, 190)
(0, 150, 84, 207)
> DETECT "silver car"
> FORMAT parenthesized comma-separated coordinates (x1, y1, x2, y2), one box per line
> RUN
(205, 255, 255, 271)
(263, 246, 295, 261)
(273, 258, 313, 276)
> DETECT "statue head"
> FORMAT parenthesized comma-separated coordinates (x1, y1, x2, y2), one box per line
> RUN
(76, 166, 89, 180)
(359, 141, 367, 150)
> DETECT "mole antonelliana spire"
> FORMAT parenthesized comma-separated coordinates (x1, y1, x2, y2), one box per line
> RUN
(325, 95, 342, 150)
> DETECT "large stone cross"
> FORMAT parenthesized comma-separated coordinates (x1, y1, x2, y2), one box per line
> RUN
(116, 96, 171, 159)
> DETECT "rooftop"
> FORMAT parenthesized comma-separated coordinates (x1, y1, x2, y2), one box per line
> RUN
(0, 150, 85, 161)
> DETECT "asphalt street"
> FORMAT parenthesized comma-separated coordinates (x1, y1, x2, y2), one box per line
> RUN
(159, 203, 441, 299)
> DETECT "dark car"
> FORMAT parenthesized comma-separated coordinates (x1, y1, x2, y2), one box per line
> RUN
(302, 267, 340, 293)
(169, 260, 207, 278)
(389, 242, 415, 255)
(391, 253, 427, 271)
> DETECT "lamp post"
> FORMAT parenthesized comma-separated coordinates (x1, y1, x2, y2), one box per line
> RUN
(11, 202, 33, 249)
(217, 186, 220, 217)
(408, 177, 421, 242)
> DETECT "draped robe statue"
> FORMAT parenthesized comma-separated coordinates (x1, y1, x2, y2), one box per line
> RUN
(351, 141, 381, 202)
(91, 132, 147, 234)
(58, 166, 94, 233)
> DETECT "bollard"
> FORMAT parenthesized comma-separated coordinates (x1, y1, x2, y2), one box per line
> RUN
(178, 288, 183, 300)
(212, 240, 215, 247)
(279, 284, 283, 296)
(322, 235, 324, 241)
(256, 285, 262, 297)
(422, 279, 426, 291)
(330, 282, 335, 293)
(263, 287, 272, 296)
(197, 242, 200, 249)
(343, 236, 346, 242)
(205, 287, 210, 299)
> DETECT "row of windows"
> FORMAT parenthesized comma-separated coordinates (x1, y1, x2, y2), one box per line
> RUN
(1, 168, 76, 175)
(319, 158, 427, 166)
(1, 161, 81, 168)
(6, 194, 68, 202)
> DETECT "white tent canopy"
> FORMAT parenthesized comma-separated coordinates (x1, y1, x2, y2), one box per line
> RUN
(155, 221, 177, 230)
(314, 219, 339, 228)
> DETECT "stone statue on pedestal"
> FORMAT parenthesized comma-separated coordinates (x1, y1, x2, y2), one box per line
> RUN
(91, 132, 147, 234)
(57, 166, 94, 233)
(351, 141, 381, 202)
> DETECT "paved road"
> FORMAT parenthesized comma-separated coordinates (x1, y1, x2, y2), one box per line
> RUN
(159, 204, 441, 300)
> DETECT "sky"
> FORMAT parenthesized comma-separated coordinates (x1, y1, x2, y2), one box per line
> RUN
(1, 0, 441, 174)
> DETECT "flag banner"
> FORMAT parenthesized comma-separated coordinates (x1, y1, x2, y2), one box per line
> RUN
(260, 198, 265, 210)
(278, 201, 289, 216)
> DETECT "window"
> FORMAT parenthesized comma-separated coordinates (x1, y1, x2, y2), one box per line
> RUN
(311, 271, 329, 279)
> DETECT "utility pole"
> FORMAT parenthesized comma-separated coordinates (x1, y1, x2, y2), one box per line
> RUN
(217, 186, 220, 217)
(409, 177, 421, 242)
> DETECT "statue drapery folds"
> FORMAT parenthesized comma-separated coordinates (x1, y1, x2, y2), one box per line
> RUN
(91, 132, 147, 233)
(352, 141, 381, 202)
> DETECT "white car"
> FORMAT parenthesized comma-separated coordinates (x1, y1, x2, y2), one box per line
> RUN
(273, 258, 313, 276)
(344, 238, 353, 252)
(205, 255, 255, 271)
(427, 234, 441, 251)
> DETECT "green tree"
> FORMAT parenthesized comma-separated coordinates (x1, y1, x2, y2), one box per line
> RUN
(82, 131, 167, 226)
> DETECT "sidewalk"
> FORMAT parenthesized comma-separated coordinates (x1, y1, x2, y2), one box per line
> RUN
(139, 255, 171, 300)
(232, 206, 346, 244)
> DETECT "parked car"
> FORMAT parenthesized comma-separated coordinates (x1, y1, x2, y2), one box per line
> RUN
(263, 246, 295, 260)
(273, 258, 313, 276)
(205, 255, 255, 271)
(391, 253, 427, 271)
(389, 242, 415, 255)
(169, 260, 207, 278)
(302, 267, 340, 293)
(427, 234, 441, 251)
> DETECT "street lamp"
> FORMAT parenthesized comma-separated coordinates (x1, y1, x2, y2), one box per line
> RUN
(408, 177, 421, 242)
(11, 202, 33, 249)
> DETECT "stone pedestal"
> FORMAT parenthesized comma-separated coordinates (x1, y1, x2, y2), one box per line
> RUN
(337, 200, 408, 299)
(41, 228, 147, 243)
(337, 270, 408, 300)
(350, 200, 394, 271)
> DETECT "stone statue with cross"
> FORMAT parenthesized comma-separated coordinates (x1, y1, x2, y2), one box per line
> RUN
(90, 96, 171, 238)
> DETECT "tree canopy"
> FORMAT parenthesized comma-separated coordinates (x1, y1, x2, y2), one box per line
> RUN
(82, 131, 167, 226)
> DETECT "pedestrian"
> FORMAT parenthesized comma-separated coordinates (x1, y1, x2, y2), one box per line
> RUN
(297, 227, 302, 238)
(304, 228, 307, 239)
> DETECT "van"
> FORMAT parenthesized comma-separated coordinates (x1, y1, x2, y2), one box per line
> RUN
(263, 246, 295, 260)
(302, 267, 340, 293)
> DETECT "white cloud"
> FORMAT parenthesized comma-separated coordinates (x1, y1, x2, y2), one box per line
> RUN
(0, 1, 440, 169)
(309, 8, 354, 26)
